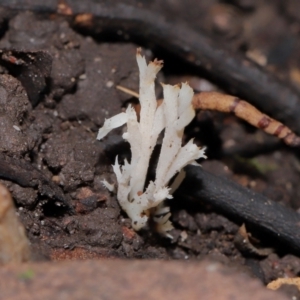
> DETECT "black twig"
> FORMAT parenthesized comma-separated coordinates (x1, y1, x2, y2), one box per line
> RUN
(177, 165, 300, 254)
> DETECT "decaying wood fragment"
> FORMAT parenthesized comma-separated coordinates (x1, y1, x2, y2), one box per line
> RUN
(0, 184, 30, 265)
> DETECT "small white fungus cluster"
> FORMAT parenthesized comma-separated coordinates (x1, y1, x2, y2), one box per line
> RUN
(97, 49, 206, 232)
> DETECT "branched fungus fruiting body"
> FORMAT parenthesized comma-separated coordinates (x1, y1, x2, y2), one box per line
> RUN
(97, 49, 206, 232)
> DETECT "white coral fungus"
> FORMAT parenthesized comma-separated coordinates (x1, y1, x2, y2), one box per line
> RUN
(97, 49, 206, 232)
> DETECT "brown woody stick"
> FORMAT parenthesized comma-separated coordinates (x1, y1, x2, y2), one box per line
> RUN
(193, 92, 300, 147)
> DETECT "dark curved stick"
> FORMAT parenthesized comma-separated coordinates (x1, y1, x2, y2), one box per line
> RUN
(71, 2, 300, 135)
(177, 165, 300, 254)
(2, 1, 300, 134)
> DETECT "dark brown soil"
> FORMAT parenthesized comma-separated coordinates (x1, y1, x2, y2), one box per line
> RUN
(1, 1, 300, 298)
